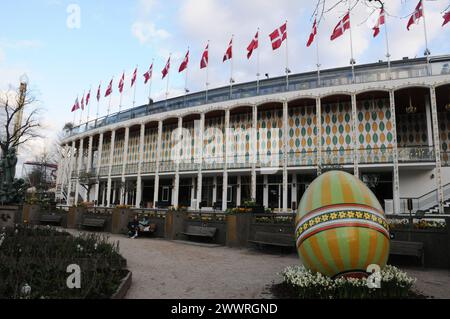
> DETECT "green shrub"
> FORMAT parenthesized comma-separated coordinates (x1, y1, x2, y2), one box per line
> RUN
(0, 225, 128, 299)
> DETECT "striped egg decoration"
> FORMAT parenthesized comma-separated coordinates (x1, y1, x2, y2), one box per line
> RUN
(295, 170, 390, 278)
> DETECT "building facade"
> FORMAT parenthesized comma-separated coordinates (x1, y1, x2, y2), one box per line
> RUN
(56, 56, 450, 214)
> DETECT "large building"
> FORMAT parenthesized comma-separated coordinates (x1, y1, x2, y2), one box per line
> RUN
(56, 56, 450, 214)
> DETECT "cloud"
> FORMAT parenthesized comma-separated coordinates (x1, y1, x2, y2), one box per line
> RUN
(0, 48, 4, 64)
(0, 39, 42, 50)
(131, 21, 171, 45)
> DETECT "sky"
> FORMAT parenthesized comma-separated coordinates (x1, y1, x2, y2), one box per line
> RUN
(1, 0, 450, 173)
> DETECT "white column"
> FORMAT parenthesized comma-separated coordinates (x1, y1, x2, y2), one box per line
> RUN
(425, 99, 434, 147)
(222, 110, 230, 211)
(236, 175, 242, 206)
(191, 177, 196, 209)
(94, 133, 104, 205)
(153, 121, 163, 208)
(389, 90, 400, 214)
(263, 175, 268, 208)
(197, 113, 205, 210)
(120, 126, 130, 205)
(106, 130, 116, 207)
(351, 94, 359, 178)
(282, 100, 288, 211)
(74, 138, 84, 205)
(87, 135, 94, 173)
(173, 117, 183, 207)
(429, 87, 444, 214)
(135, 123, 146, 207)
(316, 97, 322, 175)
(212, 176, 217, 204)
(67, 141, 76, 205)
(251, 105, 257, 200)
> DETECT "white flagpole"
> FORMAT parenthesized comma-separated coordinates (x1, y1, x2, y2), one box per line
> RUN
(73, 96, 77, 125)
(257, 28, 261, 95)
(165, 53, 171, 107)
(230, 35, 234, 99)
(184, 47, 190, 106)
(86, 85, 92, 124)
(383, 6, 392, 79)
(96, 82, 101, 120)
(107, 77, 113, 117)
(206, 41, 210, 103)
(133, 65, 138, 108)
(79, 90, 85, 125)
(315, 16, 321, 86)
(421, 0, 431, 75)
(285, 20, 290, 90)
(148, 59, 154, 105)
(119, 70, 124, 113)
(348, 1, 355, 83)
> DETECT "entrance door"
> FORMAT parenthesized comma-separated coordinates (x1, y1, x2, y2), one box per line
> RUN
(268, 185, 282, 210)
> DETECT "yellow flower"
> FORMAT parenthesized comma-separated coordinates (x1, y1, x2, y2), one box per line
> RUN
(321, 215, 329, 222)
(330, 213, 338, 220)
(347, 211, 355, 218)
(356, 212, 363, 219)
(339, 211, 347, 219)
(364, 213, 371, 219)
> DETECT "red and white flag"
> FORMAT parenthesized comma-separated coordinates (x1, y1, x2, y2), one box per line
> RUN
(131, 67, 137, 87)
(223, 38, 233, 62)
(247, 31, 259, 59)
(118, 73, 125, 93)
(306, 18, 317, 47)
(80, 95, 85, 110)
(373, 8, 385, 37)
(105, 79, 113, 97)
(86, 89, 91, 106)
(407, 0, 423, 30)
(162, 57, 170, 79)
(443, 10, 450, 27)
(330, 12, 351, 41)
(179, 50, 189, 73)
(200, 43, 209, 69)
(269, 22, 287, 50)
(143, 64, 153, 84)
(96, 84, 101, 102)
(71, 97, 80, 112)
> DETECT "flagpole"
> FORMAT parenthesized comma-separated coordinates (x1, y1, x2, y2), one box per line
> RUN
(133, 65, 138, 108)
(348, 1, 355, 83)
(119, 70, 124, 113)
(315, 16, 321, 87)
(96, 82, 101, 120)
(421, 0, 431, 75)
(148, 58, 154, 105)
(383, 6, 392, 79)
(285, 20, 290, 91)
(206, 41, 210, 103)
(86, 85, 92, 123)
(79, 90, 85, 125)
(230, 35, 234, 99)
(185, 47, 189, 106)
(107, 77, 113, 117)
(73, 96, 77, 125)
(257, 28, 260, 95)
(165, 53, 171, 107)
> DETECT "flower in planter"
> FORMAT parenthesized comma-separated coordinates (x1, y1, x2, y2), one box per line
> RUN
(21, 284, 31, 297)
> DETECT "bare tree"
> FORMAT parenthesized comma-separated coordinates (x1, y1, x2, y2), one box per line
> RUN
(78, 171, 98, 202)
(0, 86, 41, 159)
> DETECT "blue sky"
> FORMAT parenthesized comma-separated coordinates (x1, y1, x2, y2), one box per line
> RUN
(1, 0, 449, 165)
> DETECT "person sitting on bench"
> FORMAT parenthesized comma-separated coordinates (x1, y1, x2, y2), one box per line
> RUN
(128, 215, 140, 239)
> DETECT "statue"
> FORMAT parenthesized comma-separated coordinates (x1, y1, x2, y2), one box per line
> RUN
(0, 147, 25, 204)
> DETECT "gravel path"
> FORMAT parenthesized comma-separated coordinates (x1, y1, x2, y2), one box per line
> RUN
(66, 230, 450, 299)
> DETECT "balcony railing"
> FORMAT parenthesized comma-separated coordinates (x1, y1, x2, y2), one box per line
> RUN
(358, 148, 394, 164)
(287, 151, 317, 167)
(398, 146, 435, 163)
(66, 57, 450, 139)
(321, 149, 354, 166)
(141, 162, 157, 174)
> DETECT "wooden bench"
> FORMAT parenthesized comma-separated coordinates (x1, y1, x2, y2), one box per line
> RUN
(81, 218, 106, 230)
(182, 225, 217, 240)
(40, 214, 62, 226)
(390, 240, 425, 267)
(248, 231, 296, 248)
(139, 223, 157, 235)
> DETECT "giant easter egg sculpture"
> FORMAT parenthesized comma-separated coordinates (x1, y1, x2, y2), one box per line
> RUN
(295, 171, 390, 278)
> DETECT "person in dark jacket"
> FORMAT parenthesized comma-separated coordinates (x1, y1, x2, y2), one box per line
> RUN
(127, 215, 140, 238)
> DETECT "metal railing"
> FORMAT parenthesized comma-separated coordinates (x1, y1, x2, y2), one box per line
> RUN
(399, 183, 450, 214)
(398, 146, 435, 163)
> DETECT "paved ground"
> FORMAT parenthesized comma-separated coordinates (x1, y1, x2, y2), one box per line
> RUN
(67, 230, 450, 299)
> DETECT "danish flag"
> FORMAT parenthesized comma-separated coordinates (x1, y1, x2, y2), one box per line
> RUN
(131, 67, 137, 87)
(118, 72, 125, 93)
(162, 57, 170, 79)
(306, 19, 317, 47)
(179, 50, 189, 73)
(373, 8, 385, 38)
(85, 89, 91, 106)
(143, 64, 153, 84)
(407, 0, 423, 31)
(442, 10, 450, 27)
(96, 84, 101, 102)
(105, 79, 113, 97)
(247, 31, 259, 59)
(269, 22, 287, 50)
(200, 43, 209, 69)
(223, 38, 233, 62)
(71, 97, 80, 112)
(80, 95, 85, 110)
(331, 12, 351, 41)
